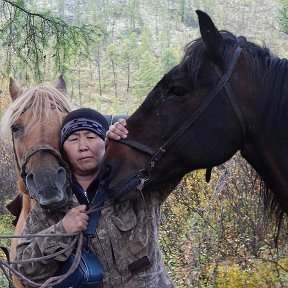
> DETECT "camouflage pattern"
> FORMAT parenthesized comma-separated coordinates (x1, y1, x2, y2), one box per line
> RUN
(13, 206, 74, 284)
(14, 188, 175, 288)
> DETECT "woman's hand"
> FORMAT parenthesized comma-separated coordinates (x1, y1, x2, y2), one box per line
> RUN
(62, 205, 89, 233)
(105, 118, 128, 145)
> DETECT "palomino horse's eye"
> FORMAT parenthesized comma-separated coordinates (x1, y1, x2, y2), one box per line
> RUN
(11, 123, 24, 137)
(169, 86, 187, 97)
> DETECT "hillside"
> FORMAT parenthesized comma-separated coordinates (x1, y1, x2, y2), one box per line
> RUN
(0, 0, 286, 114)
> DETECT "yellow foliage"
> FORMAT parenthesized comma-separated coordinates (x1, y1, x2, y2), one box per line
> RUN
(0, 249, 7, 261)
(216, 259, 288, 288)
(160, 157, 288, 288)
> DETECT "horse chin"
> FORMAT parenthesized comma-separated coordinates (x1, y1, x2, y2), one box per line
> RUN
(115, 188, 141, 203)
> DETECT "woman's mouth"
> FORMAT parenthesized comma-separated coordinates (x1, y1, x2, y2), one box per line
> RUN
(79, 156, 93, 161)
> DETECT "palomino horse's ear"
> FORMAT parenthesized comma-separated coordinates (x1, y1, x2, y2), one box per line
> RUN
(196, 10, 222, 57)
(55, 75, 67, 95)
(9, 78, 23, 101)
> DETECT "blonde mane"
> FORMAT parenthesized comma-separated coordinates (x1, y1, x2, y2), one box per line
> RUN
(1, 85, 74, 136)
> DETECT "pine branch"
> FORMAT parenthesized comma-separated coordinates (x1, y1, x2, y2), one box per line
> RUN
(0, 0, 104, 81)
(3, 0, 68, 26)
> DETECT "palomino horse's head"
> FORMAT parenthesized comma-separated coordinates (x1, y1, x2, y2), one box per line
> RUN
(100, 11, 288, 218)
(1, 76, 74, 210)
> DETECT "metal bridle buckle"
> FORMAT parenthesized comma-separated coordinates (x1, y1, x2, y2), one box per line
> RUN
(136, 169, 150, 191)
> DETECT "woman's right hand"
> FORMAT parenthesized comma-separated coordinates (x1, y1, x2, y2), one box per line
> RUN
(62, 205, 89, 233)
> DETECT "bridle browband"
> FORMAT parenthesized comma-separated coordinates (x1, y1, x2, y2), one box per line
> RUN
(113, 45, 246, 191)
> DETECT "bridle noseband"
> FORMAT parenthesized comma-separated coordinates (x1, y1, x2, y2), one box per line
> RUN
(116, 45, 246, 190)
(12, 141, 71, 184)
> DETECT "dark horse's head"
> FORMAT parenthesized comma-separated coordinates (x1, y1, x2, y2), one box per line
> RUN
(100, 11, 288, 219)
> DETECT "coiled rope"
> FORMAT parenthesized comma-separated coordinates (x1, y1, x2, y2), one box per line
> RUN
(0, 204, 109, 288)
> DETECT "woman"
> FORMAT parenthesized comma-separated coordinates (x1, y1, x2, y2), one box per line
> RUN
(14, 108, 175, 287)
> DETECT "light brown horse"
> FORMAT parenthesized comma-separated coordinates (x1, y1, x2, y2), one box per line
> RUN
(1, 76, 74, 286)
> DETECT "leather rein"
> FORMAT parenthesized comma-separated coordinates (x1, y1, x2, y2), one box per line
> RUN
(116, 45, 246, 190)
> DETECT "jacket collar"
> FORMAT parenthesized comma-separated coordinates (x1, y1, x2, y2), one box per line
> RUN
(72, 176, 99, 205)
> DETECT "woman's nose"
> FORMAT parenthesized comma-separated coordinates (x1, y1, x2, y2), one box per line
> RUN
(78, 138, 88, 151)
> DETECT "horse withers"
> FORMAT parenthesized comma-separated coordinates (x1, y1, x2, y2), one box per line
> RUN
(99, 10, 288, 224)
(1, 76, 74, 286)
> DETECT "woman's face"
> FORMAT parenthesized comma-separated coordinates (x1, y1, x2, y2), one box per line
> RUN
(63, 130, 105, 177)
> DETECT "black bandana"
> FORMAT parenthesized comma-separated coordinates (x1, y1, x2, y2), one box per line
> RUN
(61, 108, 109, 146)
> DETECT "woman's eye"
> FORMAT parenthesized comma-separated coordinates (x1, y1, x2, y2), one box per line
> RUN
(169, 86, 187, 97)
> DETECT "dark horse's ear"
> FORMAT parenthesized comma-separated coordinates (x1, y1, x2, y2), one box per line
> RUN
(55, 75, 67, 95)
(196, 10, 222, 57)
(9, 78, 23, 101)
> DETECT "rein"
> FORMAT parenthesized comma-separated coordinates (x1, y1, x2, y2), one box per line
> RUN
(0, 233, 82, 288)
(0, 203, 109, 287)
(117, 45, 246, 190)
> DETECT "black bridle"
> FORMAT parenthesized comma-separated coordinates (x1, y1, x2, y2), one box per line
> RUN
(114, 45, 246, 191)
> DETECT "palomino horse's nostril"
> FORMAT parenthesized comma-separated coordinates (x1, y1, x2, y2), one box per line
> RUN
(26, 172, 35, 187)
(26, 172, 38, 198)
(56, 167, 66, 189)
(26, 173, 34, 182)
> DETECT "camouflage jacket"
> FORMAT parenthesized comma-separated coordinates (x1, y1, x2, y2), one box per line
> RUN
(14, 187, 175, 288)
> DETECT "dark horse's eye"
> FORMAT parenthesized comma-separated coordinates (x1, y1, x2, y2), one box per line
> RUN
(11, 123, 24, 136)
(169, 86, 187, 97)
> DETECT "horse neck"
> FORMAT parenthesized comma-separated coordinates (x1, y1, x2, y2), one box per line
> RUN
(241, 139, 288, 214)
(243, 58, 288, 198)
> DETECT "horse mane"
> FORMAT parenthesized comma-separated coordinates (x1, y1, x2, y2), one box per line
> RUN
(181, 31, 288, 225)
(182, 30, 288, 139)
(181, 30, 271, 86)
(1, 85, 74, 136)
(262, 57, 288, 140)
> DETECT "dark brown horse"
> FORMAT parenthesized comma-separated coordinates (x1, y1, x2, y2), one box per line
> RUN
(99, 10, 288, 223)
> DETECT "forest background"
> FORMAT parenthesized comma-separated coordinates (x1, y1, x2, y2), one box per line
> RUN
(0, 0, 288, 287)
